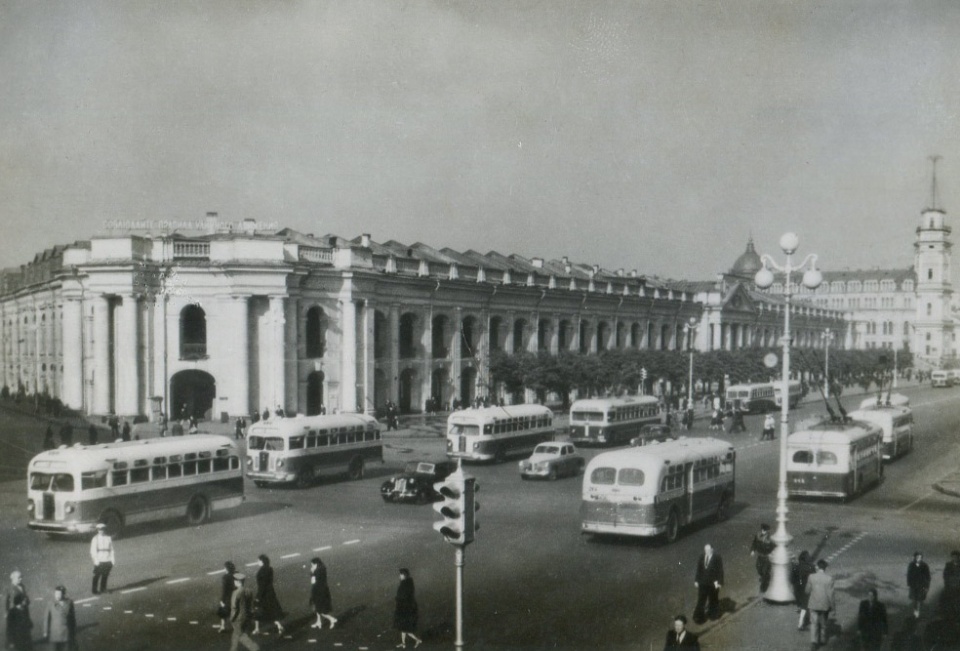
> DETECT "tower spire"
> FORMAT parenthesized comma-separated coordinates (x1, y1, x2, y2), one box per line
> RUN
(929, 154, 942, 211)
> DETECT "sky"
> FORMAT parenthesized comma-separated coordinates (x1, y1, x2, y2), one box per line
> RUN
(2, 1, 959, 281)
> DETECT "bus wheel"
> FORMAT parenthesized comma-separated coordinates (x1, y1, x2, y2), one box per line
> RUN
(664, 509, 680, 543)
(295, 469, 313, 489)
(100, 511, 123, 539)
(348, 458, 365, 481)
(716, 495, 731, 523)
(186, 495, 210, 525)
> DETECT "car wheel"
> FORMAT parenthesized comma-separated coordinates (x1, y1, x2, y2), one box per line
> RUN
(664, 509, 680, 544)
(577, 460, 586, 475)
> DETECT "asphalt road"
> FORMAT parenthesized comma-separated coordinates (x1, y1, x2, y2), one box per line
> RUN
(1, 387, 959, 650)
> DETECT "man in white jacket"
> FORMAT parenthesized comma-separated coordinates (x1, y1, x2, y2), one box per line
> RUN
(90, 522, 115, 595)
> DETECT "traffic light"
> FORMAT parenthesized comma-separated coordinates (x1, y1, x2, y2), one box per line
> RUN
(433, 463, 479, 546)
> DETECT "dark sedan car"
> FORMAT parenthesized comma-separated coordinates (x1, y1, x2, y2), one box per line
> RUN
(380, 460, 458, 504)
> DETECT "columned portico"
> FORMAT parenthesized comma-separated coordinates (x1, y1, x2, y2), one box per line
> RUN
(61, 296, 84, 409)
(92, 295, 112, 414)
(115, 294, 140, 415)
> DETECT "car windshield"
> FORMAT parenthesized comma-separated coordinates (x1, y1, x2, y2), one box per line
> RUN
(534, 445, 560, 455)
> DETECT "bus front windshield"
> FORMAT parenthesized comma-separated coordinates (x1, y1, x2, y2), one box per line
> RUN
(449, 424, 480, 436)
(571, 411, 604, 423)
(247, 436, 285, 451)
(29, 472, 76, 492)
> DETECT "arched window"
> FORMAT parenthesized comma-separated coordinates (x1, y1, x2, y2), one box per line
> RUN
(180, 304, 207, 360)
(305, 306, 326, 358)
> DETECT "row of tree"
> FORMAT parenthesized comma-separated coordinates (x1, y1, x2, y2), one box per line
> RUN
(488, 347, 914, 407)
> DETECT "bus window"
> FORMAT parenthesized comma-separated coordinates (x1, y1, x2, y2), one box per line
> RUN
(198, 459, 211, 473)
(213, 457, 229, 472)
(590, 467, 617, 485)
(816, 451, 838, 466)
(483, 424, 493, 435)
(792, 450, 813, 464)
(30, 473, 76, 492)
(168, 463, 182, 478)
(81, 471, 107, 490)
(617, 468, 645, 486)
(130, 468, 149, 483)
(111, 470, 128, 486)
(290, 436, 305, 450)
(151, 466, 167, 481)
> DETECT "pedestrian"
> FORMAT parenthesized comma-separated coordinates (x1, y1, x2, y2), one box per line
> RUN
(89, 522, 115, 595)
(229, 573, 260, 651)
(58, 423, 73, 446)
(906, 551, 931, 618)
(218, 561, 238, 633)
(121, 420, 131, 442)
(761, 414, 776, 441)
(4, 570, 32, 651)
(693, 543, 723, 624)
(942, 550, 960, 618)
(42, 585, 76, 651)
(42, 427, 55, 451)
(159, 412, 168, 437)
(732, 405, 746, 433)
(857, 588, 887, 651)
(394, 568, 422, 649)
(709, 409, 721, 431)
(261, 408, 270, 422)
(663, 613, 699, 649)
(87, 424, 98, 446)
(252, 555, 284, 636)
(235, 417, 245, 441)
(750, 523, 775, 593)
(805, 559, 835, 649)
(791, 550, 815, 630)
(308, 558, 337, 630)
(108, 414, 119, 440)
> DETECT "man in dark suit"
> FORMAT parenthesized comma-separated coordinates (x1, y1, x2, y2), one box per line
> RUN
(664, 614, 700, 649)
(857, 588, 888, 651)
(694, 543, 724, 623)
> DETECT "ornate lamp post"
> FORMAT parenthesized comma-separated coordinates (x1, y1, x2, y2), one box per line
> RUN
(754, 232, 822, 603)
(684, 317, 699, 410)
(821, 329, 835, 398)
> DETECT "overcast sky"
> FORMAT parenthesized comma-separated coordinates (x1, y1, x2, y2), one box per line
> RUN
(2, 1, 959, 281)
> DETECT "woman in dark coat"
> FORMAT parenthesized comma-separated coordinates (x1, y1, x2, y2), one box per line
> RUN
(394, 568, 422, 648)
(792, 550, 816, 630)
(253, 554, 284, 636)
(217, 561, 237, 632)
(308, 558, 338, 629)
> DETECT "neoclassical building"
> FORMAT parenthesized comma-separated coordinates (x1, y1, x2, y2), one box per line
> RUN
(0, 216, 850, 420)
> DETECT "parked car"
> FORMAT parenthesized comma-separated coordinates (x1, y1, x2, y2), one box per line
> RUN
(518, 442, 585, 480)
(380, 460, 458, 503)
(630, 423, 674, 447)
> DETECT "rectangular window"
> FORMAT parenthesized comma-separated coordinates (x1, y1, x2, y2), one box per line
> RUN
(183, 461, 197, 476)
(111, 471, 128, 486)
(168, 463, 182, 478)
(130, 468, 149, 483)
(198, 459, 211, 473)
(213, 457, 230, 472)
(289, 436, 304, 450)
(81, 471, 108, 490)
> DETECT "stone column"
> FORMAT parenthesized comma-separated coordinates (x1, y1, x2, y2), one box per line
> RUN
(61, 297, 84, 410)
(226, 296, 249, 418)
(340, 298, 358, 413)
(549, 316, 559, 354)
(361, 299, 375, 414)
(269, 296, 286, 412)
(388, 305, 400, 403)
(452, 307, 462, 405)
(421, 307, 433, 410)
(92, 296, 112, 414)
(284, 297, 298, 415)
(526, 316, 538, 353)
(152, 296, 168, 419)
(115, 295, 140, 415)
(504, 312, 515, 354)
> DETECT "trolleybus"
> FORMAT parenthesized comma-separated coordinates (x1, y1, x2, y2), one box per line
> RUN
(27, 435, 243, 537)
(568, 395, 661, 446)
(774, 380, 803, 409)
(246, 413, 383, 488)
(786, 419, 883, 499)
(931, 370, 951, 388)
(724, 383, 776, 413)
(446, 404, 554, 462)
(580, 437, 735, 543)
(848, 404, 914, 461)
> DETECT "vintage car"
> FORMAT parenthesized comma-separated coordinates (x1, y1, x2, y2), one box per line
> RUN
(380, 460, 458, 503)
(630, 423, 674, 447)
(518, 442, 585, 480)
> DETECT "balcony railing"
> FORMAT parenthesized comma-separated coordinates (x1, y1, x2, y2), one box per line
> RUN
(299, 247, 334, 264)
(173, 241, 210, 259)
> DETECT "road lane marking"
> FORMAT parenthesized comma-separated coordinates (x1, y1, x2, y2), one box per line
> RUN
(899, 490, 936, 512)
(124, 610, 133, 614)
(245, 562, 259, 567)
(313, 546, 332, 552)
(145, 614, 154, 618)
(167, 617, 176, 621)
(166, 578, 191, 584)
(121, 587, 147, 595)
(343, 539, 360, 545)
(207, 569, 227, 575)
(280, 552, 301, 559)
(189, 621, 198, 625)
(74, 597, 98, 604)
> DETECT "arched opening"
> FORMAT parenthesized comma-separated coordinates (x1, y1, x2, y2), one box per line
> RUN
(305, 306, 326, 358)
(579, 321, 589, 353)
(180, 304, 207, 360)
(306, 371, 325, 415)
(431, 368, 449, 410)
(399, 368, 419, 413)
(558, 320, 571, 351)
(660, 324, 670, 351)
(399, 313, 418, 359)
(374, 369, 388, 411)
(170, 370, 216, 420)
(374, 310, 388, 359)
(489, 317, 503, 353)
(460, 366, 477, 406)
(616, 322, 626, 349)
(513, 319, 527, 353)
(537, 320, 549, 352)
(630, 323, 640, 348)
(432, 315, 450, 358)
(461, 316, 479, 360)
(596, 322, 610, 351)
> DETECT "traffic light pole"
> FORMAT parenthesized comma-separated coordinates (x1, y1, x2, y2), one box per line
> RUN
(455, 546, 465, 650)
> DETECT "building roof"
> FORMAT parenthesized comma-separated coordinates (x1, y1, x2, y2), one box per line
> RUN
(729, 238, 763, 279)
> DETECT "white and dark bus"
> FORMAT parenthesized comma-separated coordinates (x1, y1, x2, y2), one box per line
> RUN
(724, 383, 776, 413)
(848, 405, 915, 461)
(246, 413, 383, 488)
(581, 437, 736, 543)
(786, 419, 883, 500)
(568, 396, 661, 446)
(774, 380, 803, 409)
(446, 404, 554, 462)
(27, 435, 244, 537)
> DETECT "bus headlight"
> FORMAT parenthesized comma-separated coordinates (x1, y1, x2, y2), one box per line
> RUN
(65, 503, 75, 514)
(26, 500, 34, 513)
(472, 442, 479, 450)
(276, 459, 284, 468)
(246, 458, 252, 467)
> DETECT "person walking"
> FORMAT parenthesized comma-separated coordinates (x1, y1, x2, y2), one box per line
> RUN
(252, 555, 284, 636)
(942, 550, 960, 618)
(234, 418, 245, 441)
(761, 414, 776, 441)
(89, 522, 115, 595)
(792, 550, 816, 631)
(906, 551, 931, 618)
(4, 570, 32, 651)
(394, 568, 422, 649)
(663, 614, 699, 649)
(42, 427, 55, 451)
(857, 588, 888, 651)
(217, 562, 238, 633)
(42, 586, 76, 651)
(87, 424, 98, 446)
(308, 558, 337, 630)
(805, 559, 835, 649)
(120, 420, 131, 442)
(693, 543, 723, 624)
(750, 524, 775, 593)
(228, 573, 260, 651)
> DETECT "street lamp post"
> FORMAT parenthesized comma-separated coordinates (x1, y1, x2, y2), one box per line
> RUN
(754, 233, 823, 604)
(684, 317, 699, 409)
(822, 329, 835, 398)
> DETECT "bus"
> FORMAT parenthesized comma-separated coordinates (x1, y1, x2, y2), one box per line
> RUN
(246, 413, 383, 488)
(446, 404, 554, 462)
(931, 371, 950, 388)
(774, 380, 803, 409)
(27, 435, 243, 537)
(580, 437, 735, 543)
(568, 396, 661, 446)
(724, 383, 776, 413)
(848, 405, 915, 461)
(786, 419, 883, 500)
